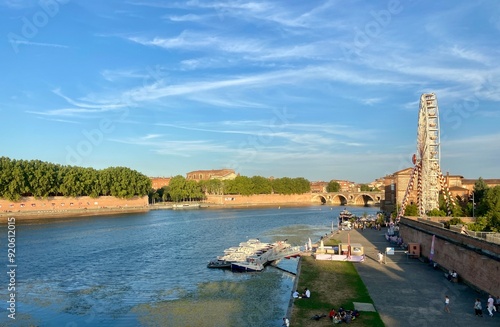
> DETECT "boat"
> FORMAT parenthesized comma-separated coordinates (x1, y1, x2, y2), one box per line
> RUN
(231, 256, 265, 272)
(208, 238, 301, 271)
(338, 209, 354, 230)
(172, 203, 200, 210)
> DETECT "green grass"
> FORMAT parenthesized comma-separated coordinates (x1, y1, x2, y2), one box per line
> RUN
(291, 256, 384, 327)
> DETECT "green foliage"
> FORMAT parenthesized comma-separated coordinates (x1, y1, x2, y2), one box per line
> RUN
(166, 175, 205, 202)
(404, 204, 418, 216)
(271, 177, 310, 195)
(0, 156, 151, 200)
(327, 180, 340, 192)
(473, 177, 488, 205)
(250, 176, 272, 194)
(443, 217, 464, 229)
(478, 185, 500, 232)
(359, 184, 372, 191)
(467, 216, 488, 232)
(428, 208, 446, 217)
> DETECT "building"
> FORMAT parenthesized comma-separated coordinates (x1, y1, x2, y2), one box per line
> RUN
(310, 181, 328, 193)
(186, 169, 238, 182)
(150, 177, 171, 190)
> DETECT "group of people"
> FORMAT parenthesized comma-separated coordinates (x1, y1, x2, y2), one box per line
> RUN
(474, 295, 499, 317)
(329, 307, 360, 324)
(292, 287, 310, 299)
(446, 270, 458, 282)
(445, 294, 499, 317)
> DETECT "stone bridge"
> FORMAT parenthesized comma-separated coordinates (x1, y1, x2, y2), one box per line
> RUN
(311, 191, 384, 206)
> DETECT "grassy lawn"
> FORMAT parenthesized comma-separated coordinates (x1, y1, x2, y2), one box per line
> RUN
(290, 242, 384, 327)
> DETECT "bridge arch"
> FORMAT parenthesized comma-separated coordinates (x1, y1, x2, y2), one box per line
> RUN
(311, 194, 327, 204)
(330, 194, 348, 206)
(354, 193, 377, 206)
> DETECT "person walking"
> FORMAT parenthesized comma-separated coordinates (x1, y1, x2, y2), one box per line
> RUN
(487, 295, 495, 317)
(474, 298, 483, 317)
(444, 295, 450, 313)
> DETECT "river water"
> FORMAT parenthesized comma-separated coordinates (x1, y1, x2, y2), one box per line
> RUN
(0, 205, 379, 327)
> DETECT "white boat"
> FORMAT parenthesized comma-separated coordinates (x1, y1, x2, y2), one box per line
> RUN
(172, 203, 200, 210)
(231, 256, 265, 272)
(208, 238, 299, 271)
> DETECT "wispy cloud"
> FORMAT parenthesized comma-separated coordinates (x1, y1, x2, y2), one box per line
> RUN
(9, 40, 69, 49)
(100, 69, 150, 82)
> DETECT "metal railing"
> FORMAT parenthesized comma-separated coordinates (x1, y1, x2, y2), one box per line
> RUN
(450, 224, 500, 245)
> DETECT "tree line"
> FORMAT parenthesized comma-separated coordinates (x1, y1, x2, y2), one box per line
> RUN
(150, 175, 312, 203)
(0, 157, 151, 201)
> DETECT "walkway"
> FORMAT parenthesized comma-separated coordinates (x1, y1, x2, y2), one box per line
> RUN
(334, 228, 498, 327)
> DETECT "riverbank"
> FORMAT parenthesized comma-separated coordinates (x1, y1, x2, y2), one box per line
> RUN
(290, 233, 383, 327)
(293, 228, 500, 327)
(0, 201, 344, 224)
(0, 207, 149, 223)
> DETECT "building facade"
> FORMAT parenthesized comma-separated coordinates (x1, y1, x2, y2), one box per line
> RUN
(186, 169, 238, 182)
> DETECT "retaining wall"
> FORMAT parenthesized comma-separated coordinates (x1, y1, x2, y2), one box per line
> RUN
(399, 217, 500, 295)
(0, 196, 149, 214)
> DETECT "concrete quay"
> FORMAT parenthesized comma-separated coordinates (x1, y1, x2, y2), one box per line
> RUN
(334, 228, 498, 327)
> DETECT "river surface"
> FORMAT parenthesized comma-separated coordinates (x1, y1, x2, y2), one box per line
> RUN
(0, 205, 379, 327)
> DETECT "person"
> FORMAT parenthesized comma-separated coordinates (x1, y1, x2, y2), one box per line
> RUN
(496, 295, 500, 312)
(332, 313, 342, 324)
(292, 290, 299, 299)
(487, 295, 495, 316)
(377, 252, 384, 264)
(329, 308, 336, 321)
(302, 288, 310, 298)
(474, 298, 483, 317)
(282, 317, 290, 327)
(444, 295, 450, 313)
(451, 270, 458, 283)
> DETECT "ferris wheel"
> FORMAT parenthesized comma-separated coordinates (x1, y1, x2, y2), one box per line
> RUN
(397, 93, 455, 219)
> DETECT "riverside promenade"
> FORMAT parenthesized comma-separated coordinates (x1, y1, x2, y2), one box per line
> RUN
(335, 228, 498, 327)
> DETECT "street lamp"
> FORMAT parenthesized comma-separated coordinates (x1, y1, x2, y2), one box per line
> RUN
(469, 191, 475, 219)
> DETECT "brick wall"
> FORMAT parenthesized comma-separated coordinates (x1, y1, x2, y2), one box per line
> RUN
(0, 196, 149, 213)
(399, 217, 500, 295)
(205, 193, 320, 205)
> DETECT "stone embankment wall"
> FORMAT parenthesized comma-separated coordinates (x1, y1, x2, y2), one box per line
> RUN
(399, 217, 500, 296)
(0, 196, 149, 214)
(205, 193, 321, 206)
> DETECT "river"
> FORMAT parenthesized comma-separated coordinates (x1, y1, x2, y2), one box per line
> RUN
(0, 205, 379, 327)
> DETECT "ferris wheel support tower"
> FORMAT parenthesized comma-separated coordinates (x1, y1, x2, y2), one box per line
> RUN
(418, 93, 441, 214)
(397, 93, 455, 219)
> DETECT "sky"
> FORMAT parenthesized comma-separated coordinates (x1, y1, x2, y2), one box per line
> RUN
(1, 0, 499, 183)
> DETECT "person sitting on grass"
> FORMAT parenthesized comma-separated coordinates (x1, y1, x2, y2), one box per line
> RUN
(301, 288, 310, 298)
(329, 308, 337, 321)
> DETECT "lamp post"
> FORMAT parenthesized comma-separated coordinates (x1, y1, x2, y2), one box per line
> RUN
(471, 191, 475, 220)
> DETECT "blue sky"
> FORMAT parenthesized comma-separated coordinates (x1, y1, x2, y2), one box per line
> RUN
(1, 0, 499, 183)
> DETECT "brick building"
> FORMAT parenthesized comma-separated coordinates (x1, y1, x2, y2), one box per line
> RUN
(150, 177, 171, 190)
(310, 181, 328, 193)
(186, 169, 237, 182)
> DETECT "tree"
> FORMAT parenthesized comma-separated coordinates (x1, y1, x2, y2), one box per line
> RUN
(479, 185, 500, 232)
(404, 204, 418, 216)
(327, 180, 340, 192)
(251, 176, 272, 194)
(359, 184, 371, 191)
(473, 177, 488, 208)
